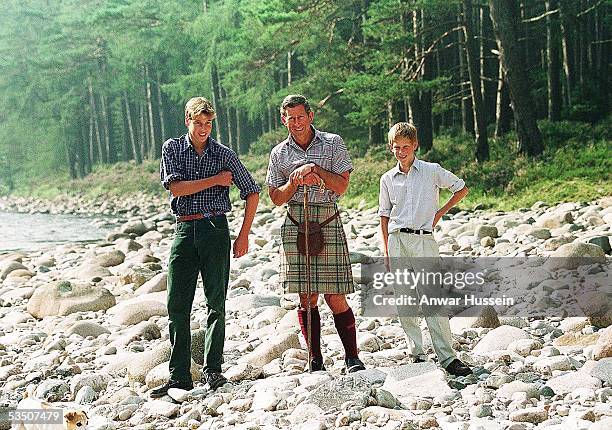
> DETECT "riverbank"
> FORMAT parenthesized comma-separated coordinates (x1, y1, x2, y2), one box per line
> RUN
(0, 195, 610, 429)
(4, 119, 611, 212)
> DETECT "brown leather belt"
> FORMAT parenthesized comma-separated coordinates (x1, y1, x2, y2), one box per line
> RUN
(177, 212, 225, 223)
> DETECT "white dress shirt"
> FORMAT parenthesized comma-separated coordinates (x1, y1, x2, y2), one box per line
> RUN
(378, 158, 465, 233)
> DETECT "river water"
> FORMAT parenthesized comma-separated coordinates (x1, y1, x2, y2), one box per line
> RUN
(0, 211, 114, 252)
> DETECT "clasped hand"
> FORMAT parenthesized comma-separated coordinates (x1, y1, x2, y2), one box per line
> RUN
(289, 163, 321, 186)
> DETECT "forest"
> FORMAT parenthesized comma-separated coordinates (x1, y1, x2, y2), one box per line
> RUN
(0, 0, 609, 190)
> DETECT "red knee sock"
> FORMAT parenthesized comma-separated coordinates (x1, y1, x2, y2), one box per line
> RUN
(333, 308, 359, 359)
(297, 307, 323, 361)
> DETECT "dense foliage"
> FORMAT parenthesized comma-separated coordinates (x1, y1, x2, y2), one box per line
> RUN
(0, 0, 609, 193)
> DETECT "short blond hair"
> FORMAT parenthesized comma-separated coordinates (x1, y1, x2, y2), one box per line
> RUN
(388, 122, 418, 148)
(185, 97, 216, 120)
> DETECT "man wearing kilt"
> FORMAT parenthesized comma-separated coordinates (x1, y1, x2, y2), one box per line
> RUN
(266, 94, 366, 373)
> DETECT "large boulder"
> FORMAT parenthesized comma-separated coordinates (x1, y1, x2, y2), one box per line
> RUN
(0, 261, 28, 280)
(70, 373, 111, 397)
(475, 225, 499, 239)
(93, 250, 125, 268)
(107, 300, 167, 326)
(593, 326, 612, 360)
(303, 376, 372, 411)
(588, 236, 611, 254)
(577, 292, 612, 328)
(120, 220, 153, 236)
(226, 294, 281, 313)
(26, 281, 116, 318)
(67, 321, 111, 338)
(238, 332, 300, 367)
(472, 325, 530, 356)
(450, 306, 500, 334)
(535, 211, 574, 229)
(546, 242, 606, 270)
(545, 371, 601, 395)
(382, 362, 452, 399)
(590, 358, 612, 385)
(67, 263, 112, 282)
(127, 343, 172, 383)
(135, 273, 167, 295)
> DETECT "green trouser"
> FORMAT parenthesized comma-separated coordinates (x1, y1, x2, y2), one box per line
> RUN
(167, 215, 230, 382)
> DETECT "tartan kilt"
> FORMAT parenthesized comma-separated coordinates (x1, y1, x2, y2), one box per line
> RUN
(280, 202, 354, 294)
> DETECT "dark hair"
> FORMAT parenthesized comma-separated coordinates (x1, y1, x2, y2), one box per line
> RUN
(280, 94, 311, 116)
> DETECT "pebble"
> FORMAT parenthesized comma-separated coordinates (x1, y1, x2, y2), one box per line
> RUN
(0, 196, 610, 429)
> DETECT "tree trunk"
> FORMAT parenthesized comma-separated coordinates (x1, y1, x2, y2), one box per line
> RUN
(87, 76, 103, 165)
(120, 103, 129, 162)
(287, 50, 293, 86)
(546, 0, 562, 121)
(559, 0, 575, 107)
(145, 65, 157, 159)
(411, 9, 433, 153)
(210, 64, 223, 142)
(155, 70, 166, 142)
(78, 121, 88, 177)
(235, 108, 242, 154)
(495, 63, 513, 137)
(124, 91, 140, 163)
(139, 101, 147, 160)
(386, 101, 394, 129)
(99, 93, 111, 163)
(221, 85, 233, 150)
(489, 0, 543, 156)
(480, 4, 497, 124)
(458, 10, 474, 134)
(63, 126, 77, 180)
(88, 102, 95, 166)
(463, 0, 489, 161)
(267, 105, 273, 133)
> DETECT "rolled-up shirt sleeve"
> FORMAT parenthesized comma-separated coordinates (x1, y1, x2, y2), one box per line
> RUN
(378, 175, 392, 217)
(331, 135, 353, 174)
(266, 150, 286, 188)
(434, 163, 465, 193)
(227, 153, 261, 200)
(160, 140, 184, 190)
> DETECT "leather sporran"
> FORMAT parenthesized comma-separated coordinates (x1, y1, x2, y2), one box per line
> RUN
(288, 211, 339, 257)
(297, 221, 325, 256)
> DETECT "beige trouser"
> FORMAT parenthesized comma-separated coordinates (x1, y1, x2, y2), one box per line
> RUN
(388, 231, 456, 367)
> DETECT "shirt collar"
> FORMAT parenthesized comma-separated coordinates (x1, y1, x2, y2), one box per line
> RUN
(182, 134, 218, 155)
(392, 157, 421, 175)
(287, 126, 320, 151)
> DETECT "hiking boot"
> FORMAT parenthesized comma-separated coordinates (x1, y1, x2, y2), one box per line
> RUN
(150, 379, 193, 398)
(345, 357, 366, 373)
(307, 358, 326, 372)
(204, 372, 228, 390)
(444, 359, 472, 377)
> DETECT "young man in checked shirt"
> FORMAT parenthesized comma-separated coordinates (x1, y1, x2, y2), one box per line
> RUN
(154, 97, 260, 397)
(379, 122, 472, 377)
(266, 94, 365, 373)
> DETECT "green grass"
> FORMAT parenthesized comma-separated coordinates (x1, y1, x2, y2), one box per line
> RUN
(7, 118, 612, 211)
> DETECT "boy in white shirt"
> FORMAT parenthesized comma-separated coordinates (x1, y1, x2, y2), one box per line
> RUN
(379, 122, 472, 377)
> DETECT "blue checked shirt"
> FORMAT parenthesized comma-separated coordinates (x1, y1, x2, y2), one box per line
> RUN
(160, 134, 261, 216)
(266, 127, 353, 204)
